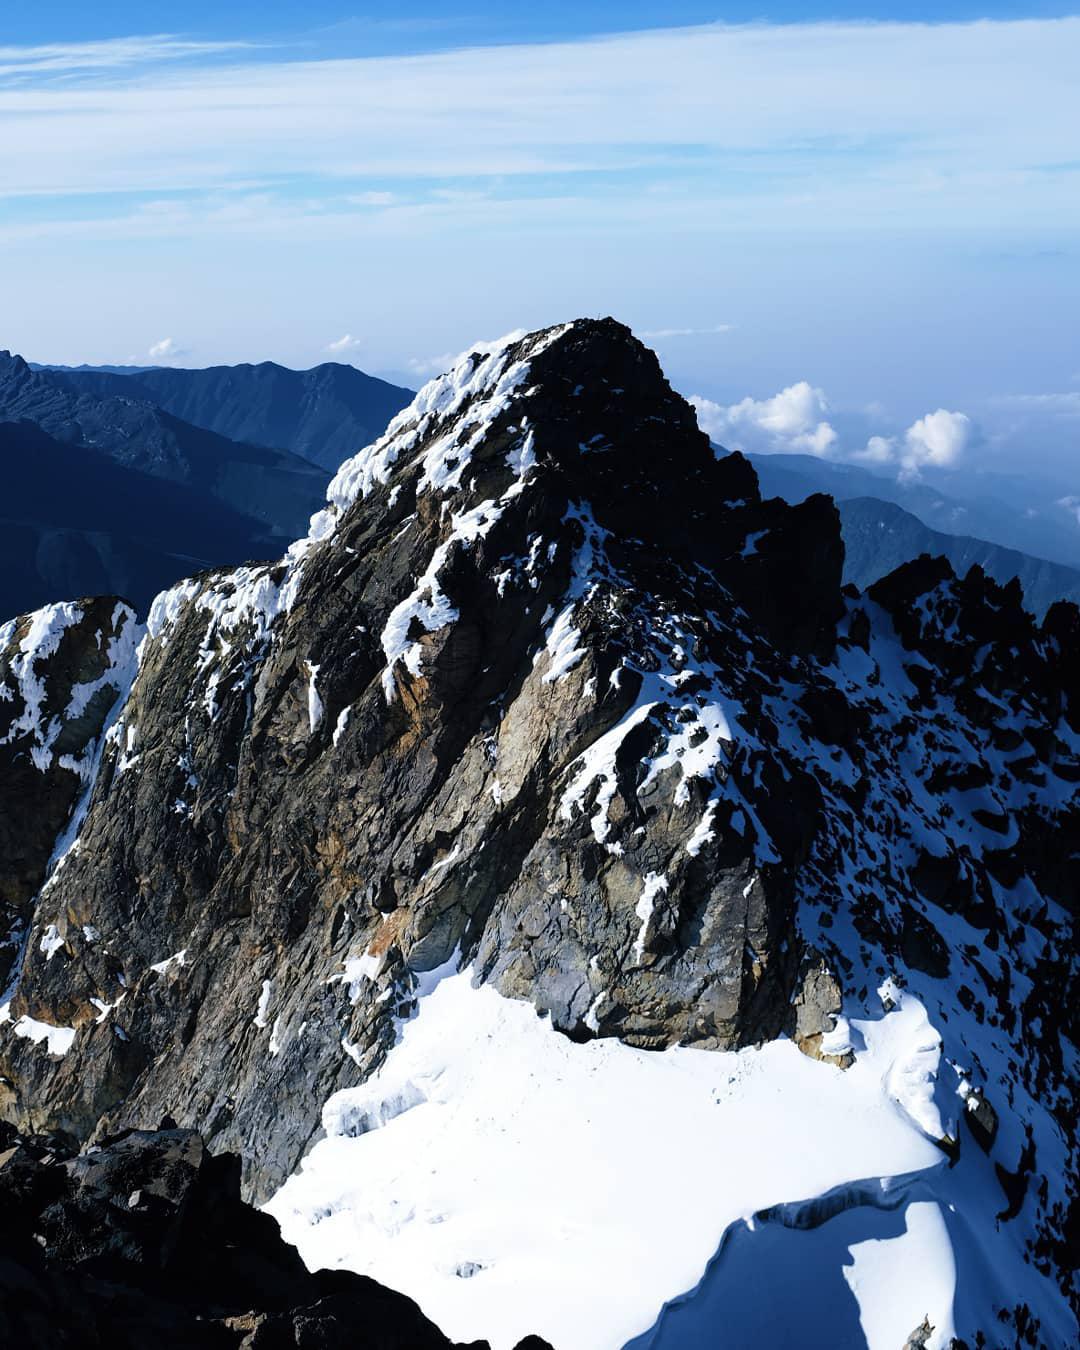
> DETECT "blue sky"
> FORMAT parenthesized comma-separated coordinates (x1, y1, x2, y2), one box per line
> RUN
(2, 5, 1078, 483)
(8, 2, 1080, 47)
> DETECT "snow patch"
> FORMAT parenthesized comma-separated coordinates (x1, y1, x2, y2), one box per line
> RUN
(150, 949, 187, 976)
(540, 605, 585, 684)
(332, 705, 352, 747)
(306, 662, 324, 734)
(632, 872, 668, 964)
(560, 702, 658, 843)
(254, 979, 273, 1030)
(0, 1001, 76, 1057)
(38, 924, 64, 962)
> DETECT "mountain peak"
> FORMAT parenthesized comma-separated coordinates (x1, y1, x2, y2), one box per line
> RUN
(0, 350, 33, 380)
(0, 321, 1075, 1345)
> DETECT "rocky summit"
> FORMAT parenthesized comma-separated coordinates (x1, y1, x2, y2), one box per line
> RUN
(0, 319, 1076, 1347)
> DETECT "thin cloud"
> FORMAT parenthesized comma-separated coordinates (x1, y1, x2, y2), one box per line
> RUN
(408, 352, 458, 378)
(1057, 495, 1080, 526)
(326, 334, 364, 355)
(147, 336, 187, 361)
(993, 391, 1080, 415)
(347, 191, 397, 207)
(0, 35, 251, 82)
(0, 18, 1074, 223)
(639, 324, 734, 340)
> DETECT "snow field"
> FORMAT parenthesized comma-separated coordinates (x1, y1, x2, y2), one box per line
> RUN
(267, 971, 954, 1350)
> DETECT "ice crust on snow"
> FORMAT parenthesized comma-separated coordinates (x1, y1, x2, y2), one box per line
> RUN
(267, 971, 956, 1350)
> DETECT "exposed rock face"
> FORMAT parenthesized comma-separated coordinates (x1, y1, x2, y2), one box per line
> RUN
(0, 597, 139, 991)
(0, 319, 1075, 1337)
(0, 1121, 503, 1349)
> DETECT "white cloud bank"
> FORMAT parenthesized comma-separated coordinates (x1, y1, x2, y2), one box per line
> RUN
(856, 409, 971, 480)
(691, 383, 837, 458)
(692, 385, 970, 480)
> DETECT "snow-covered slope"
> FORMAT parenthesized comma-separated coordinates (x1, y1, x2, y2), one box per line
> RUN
(268, 968, 969, 1350)
(0, 320, 1075, 1349)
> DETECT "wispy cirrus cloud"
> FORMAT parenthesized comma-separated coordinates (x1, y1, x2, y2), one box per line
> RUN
(2, 15, 1076, 422)
(639, 324, 733, 340)
(992, 391, 1080, 416)
(0, 18, 1076, 228)
(0, 34, 252, 82)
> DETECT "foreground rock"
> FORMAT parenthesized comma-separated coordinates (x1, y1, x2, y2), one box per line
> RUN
(0, 1121, 536, 1349)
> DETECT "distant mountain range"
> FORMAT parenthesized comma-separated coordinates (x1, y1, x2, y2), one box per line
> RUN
(1, 352, 329, 534)
(0, 352, 419, 621)
(746, 449, 1080, 573)
(0, 420, 289, 618)
(837, 496, 1080, 618)
(43, 359, 414, 473)
(742, 450, 1080, 618)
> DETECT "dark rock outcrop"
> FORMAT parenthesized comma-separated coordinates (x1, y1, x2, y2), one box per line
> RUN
(0, 1121, 508, 1349)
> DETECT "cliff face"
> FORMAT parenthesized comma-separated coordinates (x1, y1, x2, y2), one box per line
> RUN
(0, 320, 1075, 1342)
(0, 597, 139, 991)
